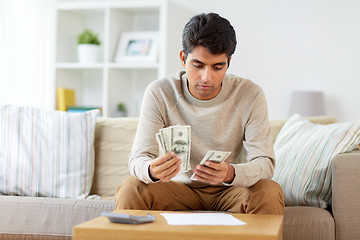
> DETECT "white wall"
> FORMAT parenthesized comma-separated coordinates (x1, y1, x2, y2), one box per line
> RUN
(172, 0, 360, 121)
(0, 0, 55, 109)
(1, 0, 359, 121)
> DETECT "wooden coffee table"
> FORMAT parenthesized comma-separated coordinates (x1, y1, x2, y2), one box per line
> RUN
(73, 210, 283, 240)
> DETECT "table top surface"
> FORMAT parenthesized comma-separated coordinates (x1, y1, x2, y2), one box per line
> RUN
(73, 210, 283, 240)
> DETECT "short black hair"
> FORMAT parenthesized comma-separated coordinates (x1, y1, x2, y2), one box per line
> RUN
(182, 13, 237, 61)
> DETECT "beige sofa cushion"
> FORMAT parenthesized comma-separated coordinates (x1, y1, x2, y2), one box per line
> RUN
(0, 195, 114, 238)
(270, 116, 337, 143)
(90, 117, 138, 200)
(284, 206, 335, 240)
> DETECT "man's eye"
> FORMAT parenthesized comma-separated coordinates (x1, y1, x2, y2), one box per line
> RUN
(193, 64, 203, 69)
(214, 66, 224, 71)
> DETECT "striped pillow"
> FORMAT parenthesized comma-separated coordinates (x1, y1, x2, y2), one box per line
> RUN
(0, 105, 100, 198)
(272, 114, 360, 208)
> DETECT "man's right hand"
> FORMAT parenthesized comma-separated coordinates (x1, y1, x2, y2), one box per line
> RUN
(149, 151, 182, 182)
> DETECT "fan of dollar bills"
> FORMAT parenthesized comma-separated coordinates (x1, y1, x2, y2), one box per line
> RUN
(156, 125, 192, 172)
(156, 125, 231, 173)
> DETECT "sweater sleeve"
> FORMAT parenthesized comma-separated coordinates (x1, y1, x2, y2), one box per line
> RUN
(128, 83, 166, 184)
(231, 88, 275, 187)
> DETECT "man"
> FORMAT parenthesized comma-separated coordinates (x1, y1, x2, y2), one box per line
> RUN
(115, 13, 284, 214)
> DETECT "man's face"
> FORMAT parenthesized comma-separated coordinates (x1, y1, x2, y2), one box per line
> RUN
(180, 46, 231, 100)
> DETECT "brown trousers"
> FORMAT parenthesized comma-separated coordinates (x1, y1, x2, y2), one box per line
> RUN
(115, 176, 284, 215)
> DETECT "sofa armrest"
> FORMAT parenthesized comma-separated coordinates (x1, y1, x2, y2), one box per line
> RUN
(332, 151, 360, 240)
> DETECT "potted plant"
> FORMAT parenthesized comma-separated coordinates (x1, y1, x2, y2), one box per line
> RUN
(115, 102, 127, 117)
(77, 29, 101, 63)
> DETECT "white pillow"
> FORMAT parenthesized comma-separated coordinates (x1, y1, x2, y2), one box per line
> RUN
(0, 105, 100, 198)
(272, 114, 360, 208)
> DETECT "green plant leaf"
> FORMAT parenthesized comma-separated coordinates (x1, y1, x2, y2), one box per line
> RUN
(77, 29, 101, 45)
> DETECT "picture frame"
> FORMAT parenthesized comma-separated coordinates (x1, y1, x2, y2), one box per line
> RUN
(114, 31, 159, 63)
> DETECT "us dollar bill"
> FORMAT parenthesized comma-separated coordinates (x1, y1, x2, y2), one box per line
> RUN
(190, 150, 231, 181)
(170, 125, 191, 172)
(199, 150, 231, 165)
(155, 133, 166, 156)
(159, 127, 172, 153)
(156, 125, 191, 172)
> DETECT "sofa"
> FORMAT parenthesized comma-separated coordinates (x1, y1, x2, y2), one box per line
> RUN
(0, 116, 359, 240)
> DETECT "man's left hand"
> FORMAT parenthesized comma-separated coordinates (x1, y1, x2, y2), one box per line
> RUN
(192, 161, 235, 185)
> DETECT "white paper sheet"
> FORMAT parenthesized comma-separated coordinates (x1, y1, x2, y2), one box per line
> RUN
(160, 213, 246, 226)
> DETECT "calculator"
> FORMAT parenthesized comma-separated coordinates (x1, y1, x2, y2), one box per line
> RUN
(101, 212, 156, 224)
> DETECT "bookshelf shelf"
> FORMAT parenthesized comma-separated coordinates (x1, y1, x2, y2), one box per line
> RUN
(107, 62, 159, 69)
(53, 0, 193, 117)
(56, 63, 105, 69)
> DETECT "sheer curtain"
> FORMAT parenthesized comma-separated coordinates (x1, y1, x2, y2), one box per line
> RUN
(0, 0, 55, 109)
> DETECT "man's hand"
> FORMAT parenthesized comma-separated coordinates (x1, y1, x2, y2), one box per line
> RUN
(149, 152, 182, 182)
(192, 161, 235, 185)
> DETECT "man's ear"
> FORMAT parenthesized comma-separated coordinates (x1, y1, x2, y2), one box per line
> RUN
(180, 50, 186, 68)
(227, 56, 232, 68)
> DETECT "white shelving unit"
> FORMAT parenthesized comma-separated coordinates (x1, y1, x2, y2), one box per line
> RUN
(52, 0, 193, 117)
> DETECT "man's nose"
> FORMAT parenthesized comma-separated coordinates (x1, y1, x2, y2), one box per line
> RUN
(201, 67, 213, 82)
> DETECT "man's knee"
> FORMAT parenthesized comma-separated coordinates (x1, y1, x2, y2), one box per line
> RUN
(249, 179, 285, 214)
(116, 176, 141, 197)
(252, 179, 284, 197)
(115, 176, 148, 210)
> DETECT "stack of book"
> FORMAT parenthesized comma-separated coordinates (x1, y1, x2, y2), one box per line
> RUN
(67, 106, 102, 114)
(56, 87, 101, 114)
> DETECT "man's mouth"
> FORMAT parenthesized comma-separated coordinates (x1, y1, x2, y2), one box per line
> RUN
(197, 84, 212, 90)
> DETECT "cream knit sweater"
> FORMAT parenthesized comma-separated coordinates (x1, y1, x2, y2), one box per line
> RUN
(129, 71, 275, 187)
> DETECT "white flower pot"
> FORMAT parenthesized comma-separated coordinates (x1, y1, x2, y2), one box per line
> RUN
(77, 44, 100, 63)
(113, 111, 127, 118)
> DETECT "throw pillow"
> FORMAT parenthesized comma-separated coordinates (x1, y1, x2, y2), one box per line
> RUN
(0, 105, 100, 198)
(272, 114, 360, 208)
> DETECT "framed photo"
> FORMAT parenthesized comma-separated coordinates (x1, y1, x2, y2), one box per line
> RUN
(115, 31, 159, 63)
